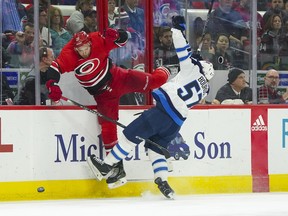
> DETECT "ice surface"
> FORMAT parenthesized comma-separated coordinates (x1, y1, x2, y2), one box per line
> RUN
(1, 192, 288, 216)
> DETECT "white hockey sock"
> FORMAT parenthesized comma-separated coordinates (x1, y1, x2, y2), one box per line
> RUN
(104, 133, 135, 166)
(148, 149, 168, 181)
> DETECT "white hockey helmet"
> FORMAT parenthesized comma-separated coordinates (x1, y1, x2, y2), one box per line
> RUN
(200, 60, 215, 81)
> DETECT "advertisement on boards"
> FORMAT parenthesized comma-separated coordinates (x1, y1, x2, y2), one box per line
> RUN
(268, 109, 288, 174)
(0, 108, 252, 182)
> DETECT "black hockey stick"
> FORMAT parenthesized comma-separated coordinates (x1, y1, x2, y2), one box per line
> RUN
(61, 96, 170, 158)
(197, 0, 215, 53)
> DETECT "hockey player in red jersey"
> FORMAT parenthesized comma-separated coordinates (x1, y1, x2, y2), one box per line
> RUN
(45, 28, 170, 188)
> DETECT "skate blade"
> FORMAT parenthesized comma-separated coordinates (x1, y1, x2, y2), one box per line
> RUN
(107, 178, 127, 189)
(167, 192, 175, 200)
(87, 157, 104, 181)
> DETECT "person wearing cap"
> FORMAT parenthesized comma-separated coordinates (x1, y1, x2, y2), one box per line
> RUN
(82, 10, 97, 33)
(258, 69, 288, 104)
(45, 28, 171, 189)
(212, 67, 252, 104)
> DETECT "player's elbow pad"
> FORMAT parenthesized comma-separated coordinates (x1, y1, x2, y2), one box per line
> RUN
(150, 67, 170, 89)
(47, 66, 61, 83)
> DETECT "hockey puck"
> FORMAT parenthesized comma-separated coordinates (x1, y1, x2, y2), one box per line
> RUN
(37, 187, 45, 193)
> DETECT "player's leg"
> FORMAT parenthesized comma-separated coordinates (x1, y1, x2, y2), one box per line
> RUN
(147, 148, 174, 199)
(144, 117, 180, 199)
(87, 128, 140, 181)
(91, 96, 127, 188)
(87, 108, 159, 181)
(118, 66, 170, 94)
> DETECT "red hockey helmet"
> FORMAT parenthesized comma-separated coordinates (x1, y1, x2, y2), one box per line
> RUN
(73, 31, 91, 48)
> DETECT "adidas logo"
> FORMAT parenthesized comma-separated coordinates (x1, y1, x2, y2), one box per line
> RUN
(251, 115, 268, 131)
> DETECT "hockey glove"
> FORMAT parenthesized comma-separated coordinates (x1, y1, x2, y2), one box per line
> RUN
(46, 79, 62, 102)
(172, 15, 186, 32)
(105, 28, 119, 41)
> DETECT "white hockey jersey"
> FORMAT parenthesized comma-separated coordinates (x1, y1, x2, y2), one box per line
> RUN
(152, 28, 210, 126)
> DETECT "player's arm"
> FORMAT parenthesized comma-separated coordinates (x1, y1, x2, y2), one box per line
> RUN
(104, 28, 129, 48)
(46, 61, 62, 102)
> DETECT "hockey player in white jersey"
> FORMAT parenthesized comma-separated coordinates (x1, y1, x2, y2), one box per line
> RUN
(87, 16, 214, 199)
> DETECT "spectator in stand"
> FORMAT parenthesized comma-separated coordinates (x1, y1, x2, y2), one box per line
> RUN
(154, 26, 180, 79)
(196, 32, 215, 62)
(0, 73, 15, 105)
(259, 14, 282, 55)
(16, 0, 28, 29)
(109, 10, 137, 69)
(2, 0, 27, 32)
(49, 6, 72, 57)
(192, 16, 215, 63)
(207, 0, 247, 45)
(279, 21, 288, 56)
(285, 0, 288, 12)
(213, 33, 233, 70)
(234, 0, 264, 51)
(1, 46, 11, 68)
(83, 10, 98, 33)
(15, 47, 54, 105)
(212, 67, 252, 104)
(206, 0, 247, 68)
(108, 0, 117, 27)
(25, 0, 51, 11)
(26, 6, 52, 47)
(6, 22, 35, 68)
(66, 0, 94, 34)
(1, 30, 17, 49)
(258, 69, 288, 104)
(262, 0, 288, 24)
(122, 0, 145, 36)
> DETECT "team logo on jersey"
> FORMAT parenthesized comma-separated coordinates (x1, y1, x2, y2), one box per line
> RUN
(251, 115, 267, 131)
(75, 58, 100, 76)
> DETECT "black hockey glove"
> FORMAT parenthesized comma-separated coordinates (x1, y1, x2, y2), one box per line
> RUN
(172, 15, 186, 32)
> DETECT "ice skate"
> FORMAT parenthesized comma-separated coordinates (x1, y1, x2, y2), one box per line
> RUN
(155, 177, 175, 199)
(106, 160, 127, 189)
(87, 154, 113, 181)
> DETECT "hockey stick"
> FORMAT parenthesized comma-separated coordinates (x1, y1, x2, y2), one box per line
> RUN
(61, 96, 171, 158)
(197, 0, 215, 53)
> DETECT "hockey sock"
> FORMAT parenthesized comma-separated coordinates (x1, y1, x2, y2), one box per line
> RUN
(104, 133, 135, 166)
(148, 149, 168, 181)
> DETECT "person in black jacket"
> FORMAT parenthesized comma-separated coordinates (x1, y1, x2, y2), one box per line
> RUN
(16, 47, 54, 105)
(212, 67, 252, 104)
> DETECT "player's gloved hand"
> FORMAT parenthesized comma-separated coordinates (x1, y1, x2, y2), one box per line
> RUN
(172, 15, 186, 32)
(46, 79, 62, 102)
(105, 28, 119, 41)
